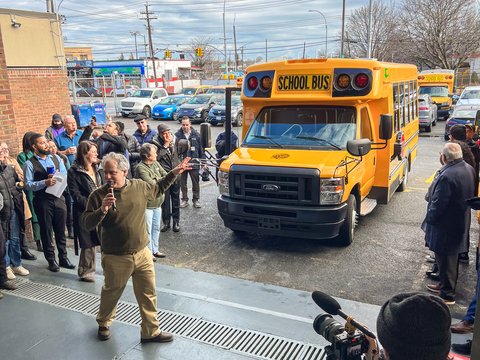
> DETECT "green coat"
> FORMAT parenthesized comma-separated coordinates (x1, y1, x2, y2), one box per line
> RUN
(17, 151, 37, 223)
(134, 160, 168, 209)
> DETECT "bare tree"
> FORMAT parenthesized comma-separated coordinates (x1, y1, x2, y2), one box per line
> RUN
(401, 0, 480, 69)
(187, 36, 215, 69)
(345, 1, 401, 61)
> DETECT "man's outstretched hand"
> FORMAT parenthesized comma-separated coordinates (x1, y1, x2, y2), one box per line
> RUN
(172, 157, 193, 175)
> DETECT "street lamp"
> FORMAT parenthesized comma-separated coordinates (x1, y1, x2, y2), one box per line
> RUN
(130, 31, 140, 59)
(238, 42, 251, 72)
(308, 10, 328, 58)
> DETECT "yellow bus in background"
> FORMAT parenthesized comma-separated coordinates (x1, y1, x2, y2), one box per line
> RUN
(418, 69, 455, 119)
(217, 59, 419, 245)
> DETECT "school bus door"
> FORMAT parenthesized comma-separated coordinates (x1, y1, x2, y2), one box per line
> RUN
(358, 106, 376, 197)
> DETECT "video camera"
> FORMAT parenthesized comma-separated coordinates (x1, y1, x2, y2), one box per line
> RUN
(312, 291, 375, 360)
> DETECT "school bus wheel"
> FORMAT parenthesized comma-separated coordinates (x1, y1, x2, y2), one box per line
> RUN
(337, 194, 357, 246)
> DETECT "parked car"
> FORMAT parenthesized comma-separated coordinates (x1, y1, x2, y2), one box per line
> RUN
(444, 104, 480, 140)
(75, 87, 103, 97)
(151, 95, 191, 121)
(455, 86, 480, 106)
(120, 88, 169, 118)
(177, 85, 212, 96)
(177, 94, 224, 123)
(110, 85, 138, 97)
(208, 96, 243, 126)
(206, 85, 241, 95)
(418, 94, 437, 132)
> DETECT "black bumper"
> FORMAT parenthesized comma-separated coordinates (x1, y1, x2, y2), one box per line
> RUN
(217, 196, 348, 240)
(437, 108, 450, 118)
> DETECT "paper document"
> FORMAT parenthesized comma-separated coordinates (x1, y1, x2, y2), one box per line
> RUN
(45, 172, 68, 198)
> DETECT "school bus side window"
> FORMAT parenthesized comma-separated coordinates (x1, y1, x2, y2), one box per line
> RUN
(413, 80, 418, 118)
(399, 82, 405, 128)
(405, 81, 410, 125)
(393, 83, 400, 132)
(360, 107, 373, 140)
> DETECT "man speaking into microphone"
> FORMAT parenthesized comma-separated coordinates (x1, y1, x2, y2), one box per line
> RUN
(81, 152, 192, 343)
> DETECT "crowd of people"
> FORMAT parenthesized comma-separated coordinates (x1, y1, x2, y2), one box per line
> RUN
(0, 113, 478, 355)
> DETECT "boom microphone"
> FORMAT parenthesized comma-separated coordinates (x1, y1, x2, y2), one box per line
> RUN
(107, 183, 116, 212)
(312, 291, 376, 339)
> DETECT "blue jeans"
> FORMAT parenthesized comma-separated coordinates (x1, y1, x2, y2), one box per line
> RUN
(145, 207, 161, 255)
(465, 266, 480, 323)
(5, 211, 21, 268)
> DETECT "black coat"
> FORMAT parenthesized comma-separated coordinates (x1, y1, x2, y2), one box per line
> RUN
(424, 158, 475, 255)
(0, 163, 24, 240)
(150, 134, 182, 172)
(67, 162, 104, 250)
(175, 128, 205, 170)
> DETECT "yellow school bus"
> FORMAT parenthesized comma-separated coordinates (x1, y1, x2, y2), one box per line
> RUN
(217, 59, 419, 245)
(418, 69, 454, 119)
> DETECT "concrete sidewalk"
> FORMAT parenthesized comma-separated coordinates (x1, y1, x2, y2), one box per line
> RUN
(0, 250, 473, 359)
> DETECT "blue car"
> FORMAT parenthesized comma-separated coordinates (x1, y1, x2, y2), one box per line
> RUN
(151, 95, 191, 121)
(444, 104, 480, 140)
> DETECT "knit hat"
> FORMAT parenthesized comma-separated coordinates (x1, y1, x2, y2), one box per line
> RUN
(449, 124, 467, 141)
(377, 293, 451, 360)
(157, 123, 170, 133)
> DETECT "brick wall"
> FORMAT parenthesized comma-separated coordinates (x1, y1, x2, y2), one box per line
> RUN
(8, 68, 71, 155)
(0, 31, 17, 154)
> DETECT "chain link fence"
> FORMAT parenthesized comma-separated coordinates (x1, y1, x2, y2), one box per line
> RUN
(454, 68, 480, 94)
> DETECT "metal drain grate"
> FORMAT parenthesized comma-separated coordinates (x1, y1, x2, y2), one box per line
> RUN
(5, 278, 324, 360)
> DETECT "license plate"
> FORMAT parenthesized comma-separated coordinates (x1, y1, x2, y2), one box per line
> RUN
(216, 116, 222, 121)
(258, 217, 281, 230)
(153, 113, 159, 116)
(277, 74, 330, 91)
(123, 111, 130, 114)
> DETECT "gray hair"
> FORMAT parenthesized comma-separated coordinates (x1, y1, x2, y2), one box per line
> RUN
(101, 152, 129, 171)
(139, 143, 157, 161)
(64, 115, 75, 122)
(443, 142, 462, 162)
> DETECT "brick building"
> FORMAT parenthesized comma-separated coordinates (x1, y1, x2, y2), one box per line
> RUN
(0, 8, 69, 154)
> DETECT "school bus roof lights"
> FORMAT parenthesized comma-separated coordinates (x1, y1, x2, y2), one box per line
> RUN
(260, 76, 272, 91)
(332, 68, 373, 97)
(247, 76, 259, 91)
(336, 74, 350, 89)
(354, 73, 369, 88)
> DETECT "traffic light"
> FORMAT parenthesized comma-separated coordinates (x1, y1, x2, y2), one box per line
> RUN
(165, 51, 171, 59)
(195, 48, 200, 57)
(199, 48, 204, 57)
(164, 51, 168, 59)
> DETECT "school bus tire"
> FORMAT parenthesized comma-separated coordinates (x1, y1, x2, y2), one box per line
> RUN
(397, 159, 409, 192)
(337, 194, 357, 246)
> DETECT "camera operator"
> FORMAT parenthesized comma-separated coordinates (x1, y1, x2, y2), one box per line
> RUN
(365, 292, 451, 360)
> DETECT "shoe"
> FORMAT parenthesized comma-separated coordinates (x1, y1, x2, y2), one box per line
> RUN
(425, 254, 435, 263)
(458, 252, 469, 264)
(59, 258, 76, 269)
(21, 250, 37, 261)
(451, 320, 474, 334)
(160, 224, 170, 232)
(36, 240, 43, 252)
(152, 256, 157, 262)
(154, 252, 166, 258)
(48, 261, 60, 272)
(173, 223, 180, 232)
(1, 280, 18, 290)
(6, 267, 16, 280)
(79, 277, 95, 283)
(428, 272, 440, 281)
(180, 200, 189, 208)
(141, 331, 174, 343)
(426, 284, 441, 293)
(12, 266, 29, 276)
(451, 340, 472, 355)
(67, 226, 74, 239)
(0, 292, 3, 299)
(193, 201, 202, 208)
(443, 298, 455, 305)
(98, 326, 111, 341)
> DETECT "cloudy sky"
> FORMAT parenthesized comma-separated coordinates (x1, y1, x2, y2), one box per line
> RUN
(4, 0, 372, 61)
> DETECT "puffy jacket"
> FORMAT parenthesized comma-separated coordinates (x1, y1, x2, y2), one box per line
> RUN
(175, 128, 205, 170)
(0, 162, 24, 239)
(124, 134, 141, 169)
(133, 126, 157, 146)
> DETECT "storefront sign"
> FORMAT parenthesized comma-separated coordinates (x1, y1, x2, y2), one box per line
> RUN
(93, 66, 144, 76)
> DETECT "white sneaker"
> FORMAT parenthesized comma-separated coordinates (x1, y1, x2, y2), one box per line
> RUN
(425, 254, 435, 263)
(180, 200, 189, 208)
(193, 201, 202, 208)
(12, 265, 29, 276)
(6, 267, 16, 280)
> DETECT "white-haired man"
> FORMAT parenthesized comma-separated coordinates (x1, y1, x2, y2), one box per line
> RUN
(81, 153, 192, 343)
(424, 142, 475, 305)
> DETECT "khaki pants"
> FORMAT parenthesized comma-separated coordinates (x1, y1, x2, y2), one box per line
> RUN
(96, 246, 160, 339)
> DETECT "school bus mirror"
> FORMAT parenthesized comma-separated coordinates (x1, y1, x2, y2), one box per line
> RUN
(178, 139, 190, 155)
(448, 94, 453, 98)
(475, 110, 480, 127)
(200, 122, 212, 149)
(379, 114, 393, 140)
(347, 139, 371, 157)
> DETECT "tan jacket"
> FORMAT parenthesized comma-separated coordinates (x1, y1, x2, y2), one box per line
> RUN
(4, 156, 32, 220)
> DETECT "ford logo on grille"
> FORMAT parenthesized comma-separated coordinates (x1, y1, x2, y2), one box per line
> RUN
(262, 184, 279, 192)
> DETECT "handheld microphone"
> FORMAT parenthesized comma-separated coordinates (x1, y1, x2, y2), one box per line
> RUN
(312, 291, 376, 339)
(107, 183, 116, 212)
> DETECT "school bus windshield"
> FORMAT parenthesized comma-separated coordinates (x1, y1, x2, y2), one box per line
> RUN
(242, 106, 356, 149)
(418, 86, 449, 97)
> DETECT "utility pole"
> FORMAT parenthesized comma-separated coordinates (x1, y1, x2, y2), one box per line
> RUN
(303, 42, 306, 59)
(140, 3, 158, 87)
(266, 39, 268, 63)
(367, 0, 373, 58)
(233, 13, 238, 72)
(241, 47, 244, 71)
(341, 0, 346, 58)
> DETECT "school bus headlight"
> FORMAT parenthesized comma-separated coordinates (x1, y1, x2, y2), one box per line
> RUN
(260, 76, 272, 90)
(336, 74, 350, 89)
(218, 170, 230, 197)
(320, 177, 344, 204)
